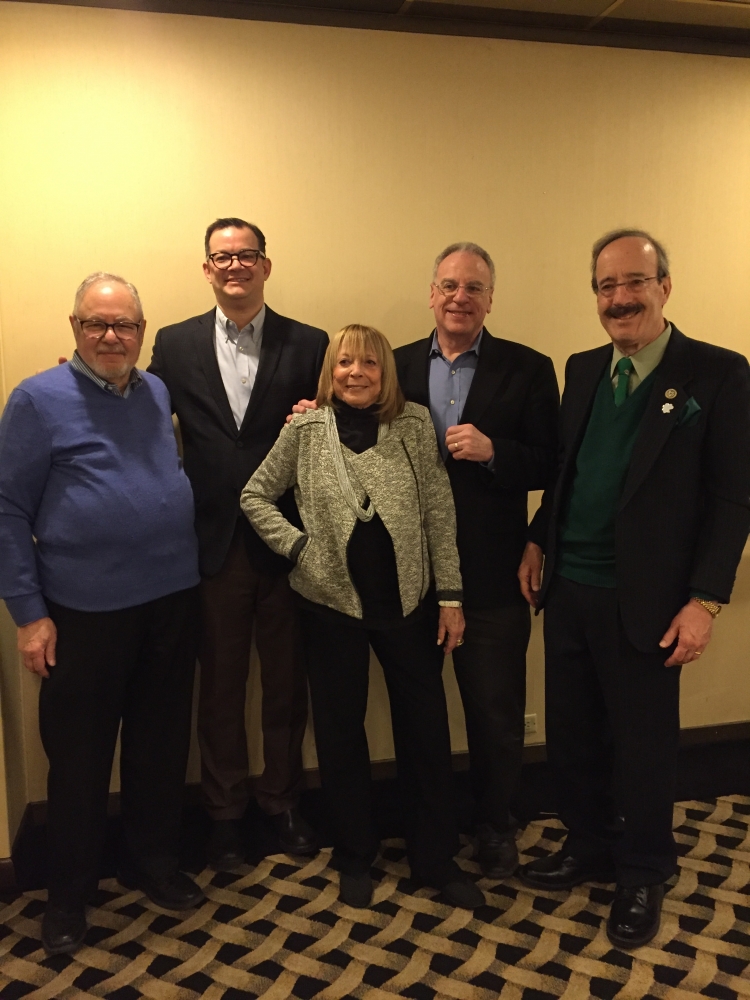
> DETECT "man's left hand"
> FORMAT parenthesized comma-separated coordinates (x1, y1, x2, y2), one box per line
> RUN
(285, 398, 317, 425)
(659, 600, 714, 666)
(445, 424, 494, 462)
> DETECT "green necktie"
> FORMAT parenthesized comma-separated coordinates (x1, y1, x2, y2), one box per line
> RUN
(613, 356, 633, 406)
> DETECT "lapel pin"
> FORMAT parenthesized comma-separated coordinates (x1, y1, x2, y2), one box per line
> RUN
(662, 403, 674, 414)
(665, 388, 677, 399)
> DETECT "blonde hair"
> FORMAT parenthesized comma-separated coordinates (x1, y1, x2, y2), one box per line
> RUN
(316, 324, 405, 424)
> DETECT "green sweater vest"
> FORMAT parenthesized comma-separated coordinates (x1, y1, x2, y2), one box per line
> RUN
(558, 367, 656, 588)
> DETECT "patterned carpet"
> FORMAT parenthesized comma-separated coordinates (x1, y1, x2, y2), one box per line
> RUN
(0, 795, 749, 999)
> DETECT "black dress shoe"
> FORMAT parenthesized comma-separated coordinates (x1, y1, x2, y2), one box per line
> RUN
(118, 870, 205, 910)
(475, 824, 519, 878)
(519, 850, 616, 890)
(268, 808, 317, 856)
(607, 883, 664, 949)
(207, 819, 245, 871)
(42, 904, 87, 956)
(440, 876, 485, 909)
(339, 872, 373, 908)
(416, 861, 486, 909)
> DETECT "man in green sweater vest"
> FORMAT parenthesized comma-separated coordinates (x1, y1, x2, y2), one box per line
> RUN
(517, 230, 750, 949)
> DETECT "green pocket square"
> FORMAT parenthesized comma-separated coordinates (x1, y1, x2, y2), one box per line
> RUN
(676, 396, 701, 427)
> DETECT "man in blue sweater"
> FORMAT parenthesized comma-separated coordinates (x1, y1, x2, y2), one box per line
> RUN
(0, 273, 203, 956)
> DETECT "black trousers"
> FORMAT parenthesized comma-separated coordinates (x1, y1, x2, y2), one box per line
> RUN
(544, 576, 681, 886)
(41, 588, 199, 908)
(300, 607, 459, 880)
(451, 603, 531, 834)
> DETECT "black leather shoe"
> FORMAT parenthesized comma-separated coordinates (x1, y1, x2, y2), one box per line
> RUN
(207, 820, 245, 871)
(118, 870, 205, 910)
(475, 824, 519, 878)
(416, 861, 486, 909)
(339, 872, 373, 908)
(268, 808, 317, 856)
(42, 904, 87, 956)
(607, 883, 664, 949)
(440, 876, 485, 909)
(519, 850, 616, 890)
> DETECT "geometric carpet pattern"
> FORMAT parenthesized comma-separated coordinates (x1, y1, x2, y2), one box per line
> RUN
(1, 795, 749, 999)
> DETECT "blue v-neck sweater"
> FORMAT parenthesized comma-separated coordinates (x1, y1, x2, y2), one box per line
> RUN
(0, 364, 200, 626)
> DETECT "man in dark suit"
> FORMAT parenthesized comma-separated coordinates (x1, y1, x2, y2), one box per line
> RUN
(394, 242, 559, 877)
(149, 218, 327, 870)
(518, 229, 750, 948)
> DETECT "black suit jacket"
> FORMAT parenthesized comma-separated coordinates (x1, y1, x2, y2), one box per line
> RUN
(529, 326, 750, 651)
(395, 330, 559, 609)
(149, 306, 328, 577)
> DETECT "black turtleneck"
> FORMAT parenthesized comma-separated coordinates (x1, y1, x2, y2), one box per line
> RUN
(335, 399, 404, 625)
(333, 398, 380, 454)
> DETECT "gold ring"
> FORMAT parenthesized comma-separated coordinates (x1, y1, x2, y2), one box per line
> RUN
(455, 638, 465, 646)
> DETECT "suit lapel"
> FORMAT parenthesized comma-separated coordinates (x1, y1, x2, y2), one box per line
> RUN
(460, 330, 513, 427)
(619, 327, 693, 510)
(566, 346, 612, 453)
(400, 336, 432, 408)
(552, 346, 612, 507)
(239, 306, 285, 435)
(193, 308, 237, 435)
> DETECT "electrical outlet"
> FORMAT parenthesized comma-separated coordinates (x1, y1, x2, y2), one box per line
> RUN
(524, 713, 537, 735)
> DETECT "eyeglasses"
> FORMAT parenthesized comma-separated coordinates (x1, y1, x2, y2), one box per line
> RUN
(207, 250, 266, 269)
(596, 276, 661, 298)
(433, 280, 492, 299)
(76, 319, 142, 340)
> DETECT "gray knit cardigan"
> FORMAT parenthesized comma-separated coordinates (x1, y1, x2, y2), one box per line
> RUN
(240, 402, 463, 619)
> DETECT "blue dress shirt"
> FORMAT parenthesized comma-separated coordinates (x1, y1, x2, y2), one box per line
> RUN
(428, 329, 483, 461)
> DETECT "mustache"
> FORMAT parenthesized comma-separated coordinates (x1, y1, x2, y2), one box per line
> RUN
(605, 303, 645, 320)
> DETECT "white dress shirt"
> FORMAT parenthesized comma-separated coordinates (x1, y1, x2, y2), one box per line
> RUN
(214, 304, 265, 429)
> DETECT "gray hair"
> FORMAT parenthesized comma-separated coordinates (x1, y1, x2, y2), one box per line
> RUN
(73, 272, 143, 318)
(432, 242, 496, 287)
(591, 229, 670, 292)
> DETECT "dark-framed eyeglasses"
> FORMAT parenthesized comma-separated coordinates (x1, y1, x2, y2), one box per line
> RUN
(76, 319, 142, 340)
(207, 250, 266, 269)
(433, 279, 492, 299)
(596, 276, 661, 298)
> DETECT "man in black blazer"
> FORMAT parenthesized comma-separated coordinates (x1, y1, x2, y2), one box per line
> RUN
(518, 229, 750, 948)
(149, 218, 327, 870)
(394, 243, 559, 877)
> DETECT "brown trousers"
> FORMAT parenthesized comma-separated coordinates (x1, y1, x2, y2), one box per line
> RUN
(197, 522, 308, 819)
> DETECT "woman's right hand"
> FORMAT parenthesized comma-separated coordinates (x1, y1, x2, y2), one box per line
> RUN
(438, 606, 465, 655)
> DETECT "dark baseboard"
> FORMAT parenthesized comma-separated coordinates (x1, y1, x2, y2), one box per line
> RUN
(678, 721, 750, 746)
(5, 720, 749, 896)
(0, 859, 16, 894)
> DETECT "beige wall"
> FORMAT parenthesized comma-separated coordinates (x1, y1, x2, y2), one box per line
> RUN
(1, 1, 749, 850)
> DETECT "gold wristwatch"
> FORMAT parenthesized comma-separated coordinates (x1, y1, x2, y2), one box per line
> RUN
(692, 598, 722, 618)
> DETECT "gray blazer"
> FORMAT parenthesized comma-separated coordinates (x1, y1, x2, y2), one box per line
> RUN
(240, 402, 463, 619)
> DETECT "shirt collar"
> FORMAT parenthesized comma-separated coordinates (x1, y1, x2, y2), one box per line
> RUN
(610, 322, 672, 382)
(429, 328, 484, 359)
(69, 351, 143, 397)
(216, 303, 266, 345)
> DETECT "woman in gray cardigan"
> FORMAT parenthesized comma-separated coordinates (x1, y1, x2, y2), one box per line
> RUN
(241, 325, 484, 911)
